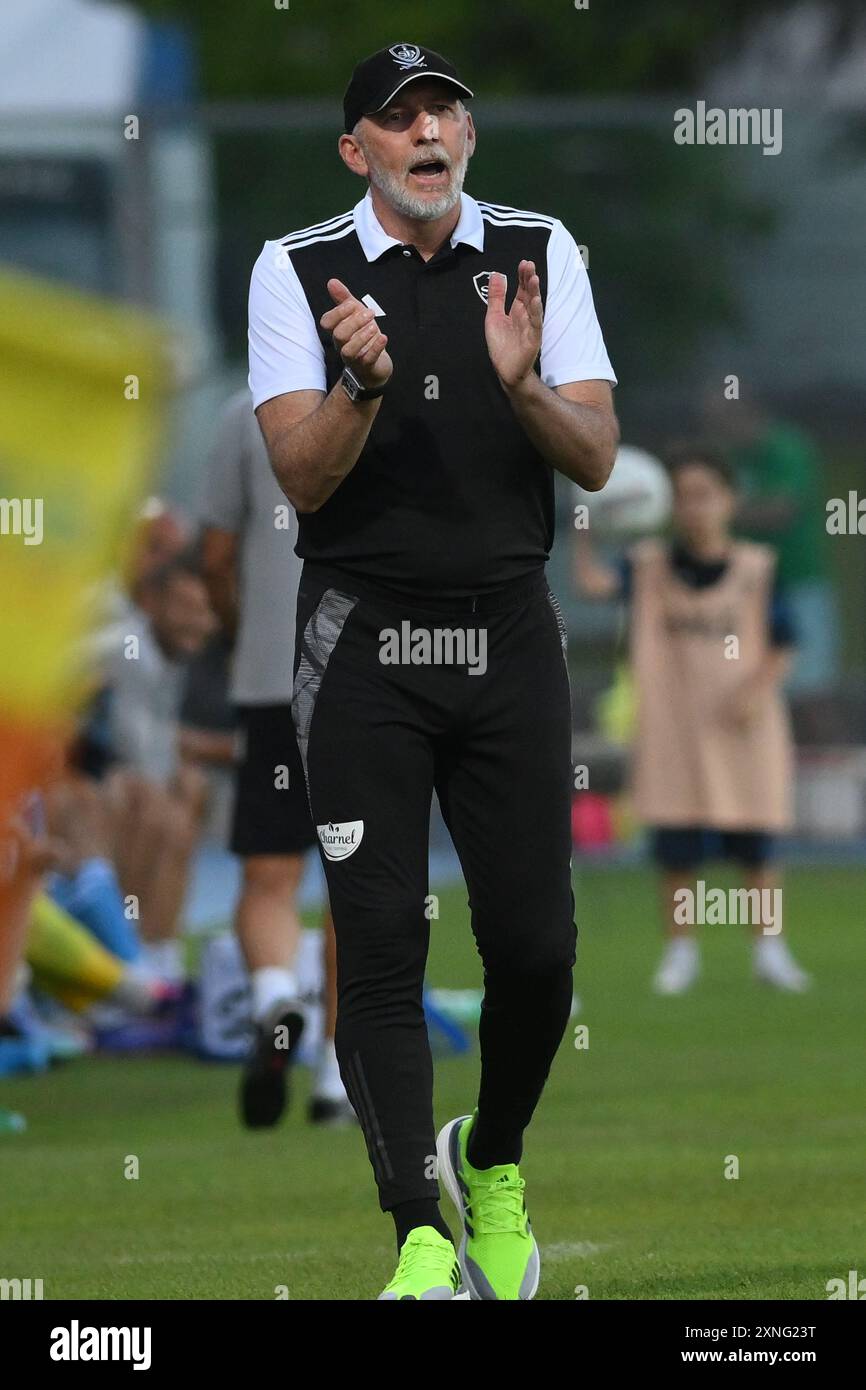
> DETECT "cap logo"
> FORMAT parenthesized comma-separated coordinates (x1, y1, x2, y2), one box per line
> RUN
(389, 43, 426, 71)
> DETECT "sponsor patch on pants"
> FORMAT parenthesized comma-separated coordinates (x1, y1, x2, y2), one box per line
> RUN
(317, 820, 364, 861)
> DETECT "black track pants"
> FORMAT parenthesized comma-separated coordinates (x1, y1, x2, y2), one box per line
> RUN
(292, 564, 577, 1211)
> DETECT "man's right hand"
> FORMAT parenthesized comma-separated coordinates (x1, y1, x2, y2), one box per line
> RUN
(321, 279, 393, 390)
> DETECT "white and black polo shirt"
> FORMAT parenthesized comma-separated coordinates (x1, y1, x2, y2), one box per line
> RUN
(248, 189, 616, 598)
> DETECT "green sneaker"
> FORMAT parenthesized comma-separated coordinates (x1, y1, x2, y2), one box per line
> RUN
(436, 1113, 540, 1300)
(377, 1226, 460, 1301)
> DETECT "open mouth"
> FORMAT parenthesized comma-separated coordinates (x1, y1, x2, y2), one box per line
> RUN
(408, 160, 449, 184)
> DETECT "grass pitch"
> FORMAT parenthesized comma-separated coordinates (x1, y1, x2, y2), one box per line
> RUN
(1, 866, 863, 1300)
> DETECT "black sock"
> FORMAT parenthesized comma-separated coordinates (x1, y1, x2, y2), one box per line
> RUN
(466, 1111, 523, 1170)
(392, 1199, 452, 1251)
(468, 960, 574, 1170)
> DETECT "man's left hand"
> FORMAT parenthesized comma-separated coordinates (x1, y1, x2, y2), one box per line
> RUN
(484, 260, 543, 391)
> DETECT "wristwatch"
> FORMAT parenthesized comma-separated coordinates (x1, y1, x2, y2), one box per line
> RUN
(340, 365, 387, 402)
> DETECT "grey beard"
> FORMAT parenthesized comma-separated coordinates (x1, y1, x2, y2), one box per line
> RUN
(366, 149, 469, 221)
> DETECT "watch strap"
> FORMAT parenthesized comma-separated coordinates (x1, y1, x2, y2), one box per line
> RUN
(341, 366, 386, 401)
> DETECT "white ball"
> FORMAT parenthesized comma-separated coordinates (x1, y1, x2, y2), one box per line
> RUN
(574, 445, 672, 537)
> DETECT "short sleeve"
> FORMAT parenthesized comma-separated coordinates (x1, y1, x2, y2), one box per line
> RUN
(198, 392, 251, 533)
(248, 240, 327, 409)
(540, 220, 617, 389)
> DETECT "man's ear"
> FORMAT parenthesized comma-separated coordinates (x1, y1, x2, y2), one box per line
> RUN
(338, 131, 368, 179)
(464, 109, 477, 157)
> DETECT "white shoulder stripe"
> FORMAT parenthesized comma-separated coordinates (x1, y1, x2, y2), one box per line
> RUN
(476, 197, 555, 217)
(280, 210, 354, 246)
(279, 222, 357, 253)
(480, 211, 556, 233)
(480, 212, 556, 229)
(476, 200, 555, 226)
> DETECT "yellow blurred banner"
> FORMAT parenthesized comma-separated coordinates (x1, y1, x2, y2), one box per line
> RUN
(0, 265, 171, 725)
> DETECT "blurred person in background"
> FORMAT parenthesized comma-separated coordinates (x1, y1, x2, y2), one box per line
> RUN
(42, 773, 143, 963)
(81, 552, 219, 983)
(1, 786, 170, 1082)
(94, 498, 190, 634)
(127, 500, 192, 608)
(1, 801, 54, 1128)
(702, 388, 841, 722)
(575, 447, 811, 995)
(200, 390, 351, 1129)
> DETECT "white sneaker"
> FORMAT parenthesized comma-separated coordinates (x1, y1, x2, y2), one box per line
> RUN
(754, 936, 812, 992)
(652, 938, 700, 995)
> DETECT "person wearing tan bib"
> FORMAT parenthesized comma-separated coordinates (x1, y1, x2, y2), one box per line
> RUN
(576, 448, 811, 995)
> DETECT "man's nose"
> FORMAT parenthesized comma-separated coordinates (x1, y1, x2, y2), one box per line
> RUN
(413, 112, 439, 141)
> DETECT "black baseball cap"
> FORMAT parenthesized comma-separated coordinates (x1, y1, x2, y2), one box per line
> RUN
(343, 43, 473, 134)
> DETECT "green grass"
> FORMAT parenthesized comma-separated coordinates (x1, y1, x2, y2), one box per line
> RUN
(1, 866, 864, 1300)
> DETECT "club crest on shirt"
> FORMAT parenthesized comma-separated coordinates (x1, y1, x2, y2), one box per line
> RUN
(472, 271, 501, 305)
(389, 44, 426, 71)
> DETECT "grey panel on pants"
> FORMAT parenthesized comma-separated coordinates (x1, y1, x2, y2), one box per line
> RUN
(291, 587, 359, 795)
(547, 589, 569, 658)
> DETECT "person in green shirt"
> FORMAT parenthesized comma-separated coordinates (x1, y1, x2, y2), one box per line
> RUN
(703, 390, 840, 697)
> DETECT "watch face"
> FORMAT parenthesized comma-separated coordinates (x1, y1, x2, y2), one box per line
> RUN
(342, 369, 361, 400)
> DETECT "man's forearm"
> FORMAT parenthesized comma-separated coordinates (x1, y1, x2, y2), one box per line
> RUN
(503, 372, 618, 490)
(268, 382, 383, 513)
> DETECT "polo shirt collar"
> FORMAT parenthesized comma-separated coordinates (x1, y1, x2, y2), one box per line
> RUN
(353, 188, 485, 262)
